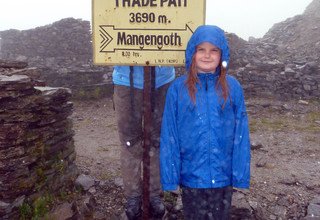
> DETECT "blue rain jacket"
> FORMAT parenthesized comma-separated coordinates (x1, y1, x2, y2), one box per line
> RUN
(160, 25, 251, 191)
(113, 66, 175, 89)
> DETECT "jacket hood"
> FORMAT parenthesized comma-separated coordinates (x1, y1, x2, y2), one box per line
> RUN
(185, 25, 230, 71)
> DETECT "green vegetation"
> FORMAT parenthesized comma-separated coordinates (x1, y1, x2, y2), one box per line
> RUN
(249, 110, 320, 133)
(19, 194, 53, 220)
(19, 202, 32, 220)
(19, 187, 81, 220)
(33, 195, 53, 219)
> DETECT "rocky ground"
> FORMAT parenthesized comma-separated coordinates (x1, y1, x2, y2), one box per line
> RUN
(70, 96, 320, 220)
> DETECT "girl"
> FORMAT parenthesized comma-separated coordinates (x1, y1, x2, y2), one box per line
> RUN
(160, 25, 251, 219)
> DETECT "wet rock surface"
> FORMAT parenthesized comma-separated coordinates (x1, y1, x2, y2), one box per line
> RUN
(70, 97, 319, 219)
(0, 64, 78, 219)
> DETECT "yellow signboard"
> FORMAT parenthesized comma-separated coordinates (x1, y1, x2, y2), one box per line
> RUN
(92, 0, 206, 66)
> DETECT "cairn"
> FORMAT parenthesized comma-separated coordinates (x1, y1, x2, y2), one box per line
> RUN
(0, 60, 78, 219)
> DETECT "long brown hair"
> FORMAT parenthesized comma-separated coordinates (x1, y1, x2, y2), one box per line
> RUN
(186, 56, 229, 107)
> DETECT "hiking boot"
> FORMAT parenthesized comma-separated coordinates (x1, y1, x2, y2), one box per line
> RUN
(125, 196, 142, 220)
(150, 196, 165, 218)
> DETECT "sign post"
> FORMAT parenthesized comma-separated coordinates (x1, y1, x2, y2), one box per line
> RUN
(92, 0, 205, 218)
(142, 65, 152, 218)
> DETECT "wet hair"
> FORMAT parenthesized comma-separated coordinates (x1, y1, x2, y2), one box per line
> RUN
(186, 56, 229, 107)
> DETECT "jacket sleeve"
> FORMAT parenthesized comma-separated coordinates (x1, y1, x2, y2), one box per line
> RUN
(160, 84, 181, 191)
(232, 85, 251, 189)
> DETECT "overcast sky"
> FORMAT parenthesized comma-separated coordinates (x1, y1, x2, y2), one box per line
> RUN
(0, 0, 313, 40)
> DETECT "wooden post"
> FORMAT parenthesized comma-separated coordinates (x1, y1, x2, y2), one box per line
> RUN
(142, 65, 152, 219)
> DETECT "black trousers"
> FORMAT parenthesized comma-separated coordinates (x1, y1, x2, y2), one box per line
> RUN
(181, 186, 233, 220)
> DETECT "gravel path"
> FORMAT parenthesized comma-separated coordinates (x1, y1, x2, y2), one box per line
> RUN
(71, 97, 320, 219)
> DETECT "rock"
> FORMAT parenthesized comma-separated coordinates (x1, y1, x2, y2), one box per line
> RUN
(93, 210, 106, 220)
(282, 103, 291, 110)
(251, 142, 264, 150)
(11, 196, 25, 209)
(0, 69, 78, 219)
(232, 190, 251, 210)
(261, 103, 271, 108)
(256, 158, 268, 168)
(270, 214, 277, 220)
(306, 196, 320, 217)
(279, 176, 298, 186)
(298, 100, 309, 105)
(285, 66, 296, 74)
(0, 60, 28, 69)
(248, 200, 258, 210)
(0, 201, 10, 214)
(114, 177, 124, 187)
(82, 196, 97, 216)
(271, 205, 287, 217)
(50, 202, 76, 220)
(75, 174, 95, 191)
(304, 216, 320, 220)
(307, 204, 320, 217)
(88, 187, 97, 194)
(303, 84, 312, 91)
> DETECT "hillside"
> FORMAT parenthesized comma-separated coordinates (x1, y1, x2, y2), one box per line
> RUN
(262, 0, 320, 62)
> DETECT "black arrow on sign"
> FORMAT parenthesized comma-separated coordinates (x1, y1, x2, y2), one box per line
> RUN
(99, 24, 194, 53)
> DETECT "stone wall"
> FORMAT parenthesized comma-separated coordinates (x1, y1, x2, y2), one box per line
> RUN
(0, 18, 319, 100)
(0, 18, 113, 99)
(227, 36, 320, 100)
(177, 37, 320, 100)
(0, 18, 92, 70)
(0, 62, 78, 219)
(232, 61, 320, 100)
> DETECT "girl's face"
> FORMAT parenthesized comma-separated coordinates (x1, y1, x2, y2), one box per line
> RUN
(194, 42, 221, 73)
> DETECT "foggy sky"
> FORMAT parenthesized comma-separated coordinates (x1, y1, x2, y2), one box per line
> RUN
(0, 0, 313, 40)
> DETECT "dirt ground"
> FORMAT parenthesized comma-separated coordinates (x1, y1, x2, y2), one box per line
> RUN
(71, 96, 320, 219)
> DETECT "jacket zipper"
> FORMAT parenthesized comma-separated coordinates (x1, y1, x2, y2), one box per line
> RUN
(205, 76, 213, 185)
(205, 75, 208, 91)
